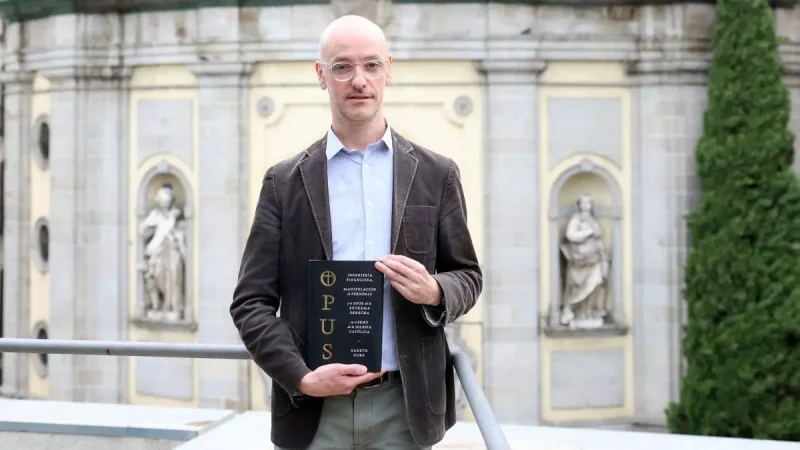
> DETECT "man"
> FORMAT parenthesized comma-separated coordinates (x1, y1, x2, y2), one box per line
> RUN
(230, 14, 482, 450)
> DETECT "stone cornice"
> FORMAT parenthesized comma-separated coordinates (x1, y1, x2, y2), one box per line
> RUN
(0, 0, 796, 24)
(1, 3, 797, 74)
(475, 60, 547, 83)
(0, 70, 35, 94)
(36, 66, 132, 81)
(627, 59, 710, 75)
(0, 38, 663, 69)
(631, 42, 800, 78)
(476, 60, 548, 74)
(0, 70, 35, 86)
(188, 62, 254, 85)
(188, 62, 252, 76)
(1, 38, 798, 81)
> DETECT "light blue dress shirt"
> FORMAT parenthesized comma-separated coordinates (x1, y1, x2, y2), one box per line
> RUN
(325, 124, 399, 372)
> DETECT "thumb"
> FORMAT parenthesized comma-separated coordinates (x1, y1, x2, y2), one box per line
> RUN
(339, 364, 368, 376)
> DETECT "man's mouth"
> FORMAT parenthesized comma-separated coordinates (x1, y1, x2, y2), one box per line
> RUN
(349, 94, 371, 100)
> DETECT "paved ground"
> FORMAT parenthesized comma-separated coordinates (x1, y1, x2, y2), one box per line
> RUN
(0, 398, 796, 450)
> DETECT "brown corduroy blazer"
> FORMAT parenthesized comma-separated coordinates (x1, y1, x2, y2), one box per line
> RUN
(230, 129, 482, 449)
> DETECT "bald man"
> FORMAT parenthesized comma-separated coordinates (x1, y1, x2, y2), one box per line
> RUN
(231, 14, 482, 450)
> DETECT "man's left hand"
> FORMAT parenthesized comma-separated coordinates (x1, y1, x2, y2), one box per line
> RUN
(375, 254, 442, 306)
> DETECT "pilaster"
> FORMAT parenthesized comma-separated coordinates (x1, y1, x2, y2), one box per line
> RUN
(37, 67, 132, 402)
(785, 54, 800, 174)
(476, 59, 546, 425)
(0, 71, 35, 397)
(627, 63, 708, 425)
(188, 62, 253, 410)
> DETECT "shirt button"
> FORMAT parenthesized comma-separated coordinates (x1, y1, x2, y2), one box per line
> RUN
(367, 201, 372, 208)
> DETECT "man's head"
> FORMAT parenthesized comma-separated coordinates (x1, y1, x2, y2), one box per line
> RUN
(577, 194, 593, 213)
(316, 15, 392, 125)
(156, 183, 174, 209)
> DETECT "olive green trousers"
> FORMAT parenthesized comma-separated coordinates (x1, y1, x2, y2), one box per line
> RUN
(275, 377, 431, 450)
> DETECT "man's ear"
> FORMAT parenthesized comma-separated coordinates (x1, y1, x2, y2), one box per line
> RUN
(385, 56, 393, 85)
(315, 62, 327, 90)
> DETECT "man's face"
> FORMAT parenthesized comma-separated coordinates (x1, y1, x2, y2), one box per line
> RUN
(578, 196, 592, 212)
(316, 29, 392, 124)
(157, 188, 173, 208)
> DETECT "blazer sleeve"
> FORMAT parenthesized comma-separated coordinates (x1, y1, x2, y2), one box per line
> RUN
(230, 166, 311, 397)
(423, 160, 483, 326)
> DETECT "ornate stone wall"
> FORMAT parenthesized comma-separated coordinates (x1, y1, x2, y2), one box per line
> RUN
(0, 1, 797, 428)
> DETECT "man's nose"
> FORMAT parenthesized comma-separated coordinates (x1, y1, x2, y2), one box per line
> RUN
(350, 67, 367, 88)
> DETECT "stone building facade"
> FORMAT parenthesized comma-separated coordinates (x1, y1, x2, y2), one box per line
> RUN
(0, 0, 798, 429)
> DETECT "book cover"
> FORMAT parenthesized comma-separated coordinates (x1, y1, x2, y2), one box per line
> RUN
(306, 260, 384, 372)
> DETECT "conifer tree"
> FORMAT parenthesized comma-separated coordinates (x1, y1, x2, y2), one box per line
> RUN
(666, 0, 800, 440)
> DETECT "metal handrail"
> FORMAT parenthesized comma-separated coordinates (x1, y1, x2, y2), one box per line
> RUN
(0, 338, 511, 450)
(452, 351, 511, 449)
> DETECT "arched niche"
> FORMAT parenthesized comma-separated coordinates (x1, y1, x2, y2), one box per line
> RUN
(546, 158, 628, 337)
(132, 160, 196, 332)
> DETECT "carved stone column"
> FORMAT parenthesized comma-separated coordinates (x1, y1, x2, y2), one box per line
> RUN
(188, 62, 253, 410)
(476, 59, 546, 425)
(0, 71, 34, 397)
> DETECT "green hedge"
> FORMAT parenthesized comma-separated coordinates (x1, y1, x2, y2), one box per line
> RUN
(666, 0, 800, 440)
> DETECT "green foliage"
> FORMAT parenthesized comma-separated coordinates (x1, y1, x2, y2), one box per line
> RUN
(666, 0, 800, 440)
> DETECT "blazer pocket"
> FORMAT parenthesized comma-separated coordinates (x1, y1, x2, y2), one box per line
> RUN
(421, 332, 447, 416)
(403, 205, 437, 255)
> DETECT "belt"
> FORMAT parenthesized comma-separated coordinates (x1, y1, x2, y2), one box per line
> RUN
(358, 370, 401, 389)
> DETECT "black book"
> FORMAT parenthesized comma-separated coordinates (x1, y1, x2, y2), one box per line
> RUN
(306, 260, 384, 373)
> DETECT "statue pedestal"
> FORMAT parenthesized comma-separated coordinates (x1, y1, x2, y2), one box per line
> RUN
(131, 315, 198, 333)
(543, 316, 629, 339)
(570, 318, 604, 329)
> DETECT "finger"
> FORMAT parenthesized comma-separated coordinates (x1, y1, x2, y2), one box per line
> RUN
(390, 279, 416, 301)
(389, 277, 409, 292)
(384, 254, 423, 270)
(337, 364, 368, 376)
(349, 371, 383, 386)
(385, 255, 429, 280)
(379, 257, 417, 280)
(360, 368, 387, 381)
(376, 261, 412, 285)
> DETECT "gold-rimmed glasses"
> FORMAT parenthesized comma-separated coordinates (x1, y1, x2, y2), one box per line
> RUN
(319, 59, 389, 82)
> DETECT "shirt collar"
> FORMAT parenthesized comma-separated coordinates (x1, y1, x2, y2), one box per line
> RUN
(325, 121, 393, 160)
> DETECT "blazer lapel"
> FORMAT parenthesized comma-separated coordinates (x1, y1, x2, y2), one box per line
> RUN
(299, 136, 333, 260)
(391, 130, 418, 254)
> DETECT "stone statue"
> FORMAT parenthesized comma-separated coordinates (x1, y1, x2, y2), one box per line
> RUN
(139, 183, 188, 322)
(559, 194, 611, 328)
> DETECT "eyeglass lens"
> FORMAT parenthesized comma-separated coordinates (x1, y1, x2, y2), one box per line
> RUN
(329, 61, 386, 80)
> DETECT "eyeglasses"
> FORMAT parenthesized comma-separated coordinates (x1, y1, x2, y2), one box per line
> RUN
(319, 59, 389, 82)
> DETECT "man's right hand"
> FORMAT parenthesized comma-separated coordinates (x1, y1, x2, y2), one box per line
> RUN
(298, 364, 387, 397)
